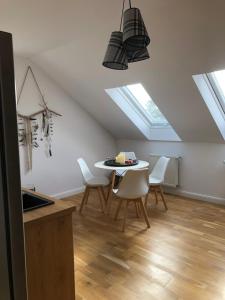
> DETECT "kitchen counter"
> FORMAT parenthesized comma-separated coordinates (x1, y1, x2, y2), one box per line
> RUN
(22, 188, 76, 224)
(22, 189, 76, 300)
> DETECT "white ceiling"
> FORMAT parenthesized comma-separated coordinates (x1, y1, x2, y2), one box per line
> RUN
(1, 0, 225, 142)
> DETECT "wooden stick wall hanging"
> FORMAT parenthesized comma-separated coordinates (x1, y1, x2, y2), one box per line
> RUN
(17, 66, 62, 172)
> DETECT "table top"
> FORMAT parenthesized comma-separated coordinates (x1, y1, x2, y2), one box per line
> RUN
(94, 160, 149, 171)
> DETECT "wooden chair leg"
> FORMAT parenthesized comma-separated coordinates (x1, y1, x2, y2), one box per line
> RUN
(154, 187, 159, 205)
(144, 187, 150, 208)
(135, 201, 140, 218)
(159, 186, 168, 211)
(114, 199, 123, 220)
(122, 200, 129, 232)
(97, 187, 105, 213)
(79, 186, 89, 214)
(106, 171, 116, 215)
(138, 202, 142, 215)
(84, 188, 90, 205)
(139, 198, 150, 228)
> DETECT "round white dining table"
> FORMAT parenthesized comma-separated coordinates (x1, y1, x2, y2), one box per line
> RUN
(94, 160, 149, 214)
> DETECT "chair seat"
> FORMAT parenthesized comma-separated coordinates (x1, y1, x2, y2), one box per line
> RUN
(149, 176, 162, 186)
(87, 176, 109, 187)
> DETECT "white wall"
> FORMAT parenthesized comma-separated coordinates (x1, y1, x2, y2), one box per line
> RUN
(117, 139, 225, 204)
(15, 57, 117, 198)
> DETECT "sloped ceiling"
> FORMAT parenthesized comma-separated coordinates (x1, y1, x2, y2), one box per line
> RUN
(1, 0, 225, 142)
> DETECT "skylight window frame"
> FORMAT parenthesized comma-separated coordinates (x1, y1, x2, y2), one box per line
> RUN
(121, 85, 170, 128)
(105, 85, 181, 142)
(207, 72, 225, 116)
(116, 87, 152, 128)
(193, 72, 225, 141)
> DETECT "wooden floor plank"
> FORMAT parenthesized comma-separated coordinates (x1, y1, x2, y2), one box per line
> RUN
(64, 191, 225, 300)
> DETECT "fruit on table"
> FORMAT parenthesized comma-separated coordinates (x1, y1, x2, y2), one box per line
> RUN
(115, 152, 125, 164)
(125, 160, 133, 164)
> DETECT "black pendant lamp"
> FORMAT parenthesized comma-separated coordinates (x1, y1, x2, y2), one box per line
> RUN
(103, 0, 128, 70)
(123, 1, 150, 52)
(127, 47, 150, 63)
(102, 31, 128, 70)
(103, 0, 150, 70)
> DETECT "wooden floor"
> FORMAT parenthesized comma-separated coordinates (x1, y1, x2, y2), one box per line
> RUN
(64, 191, 225, 300)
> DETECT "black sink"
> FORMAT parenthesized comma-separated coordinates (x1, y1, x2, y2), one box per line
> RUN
(22, 192, 54, 212)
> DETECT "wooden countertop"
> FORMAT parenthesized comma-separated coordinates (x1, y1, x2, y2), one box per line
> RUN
(22, 189, 76, 225)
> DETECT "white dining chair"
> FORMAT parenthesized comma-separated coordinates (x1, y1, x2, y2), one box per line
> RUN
(145, 156, 170, 210)
(113, 169, 150, 232)
(77, 158, 110, 214)
(124, 152, 136, 161)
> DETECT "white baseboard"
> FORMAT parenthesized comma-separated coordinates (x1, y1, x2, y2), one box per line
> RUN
(51, 186, 85, 199)
(165, 187, 225, 205)
(51, 186, 225, 205)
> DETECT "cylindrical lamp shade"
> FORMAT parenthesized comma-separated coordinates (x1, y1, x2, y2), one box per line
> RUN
(127, 47, 150, 63)
(103, 31, 128, 70)
(123, 8, 150, 52)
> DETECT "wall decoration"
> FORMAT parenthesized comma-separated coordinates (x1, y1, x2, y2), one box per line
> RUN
(17, 66, 62, 172)
(103, 0, 150, 70)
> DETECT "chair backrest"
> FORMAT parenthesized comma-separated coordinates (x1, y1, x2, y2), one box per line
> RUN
(150, 156, 170, 183)
(116, 169, 149, 199)
(124, 152, 136, 160)
(77, 158, 93, 184)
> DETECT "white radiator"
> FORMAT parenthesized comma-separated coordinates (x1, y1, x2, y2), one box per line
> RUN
(149, 154, 180, 187)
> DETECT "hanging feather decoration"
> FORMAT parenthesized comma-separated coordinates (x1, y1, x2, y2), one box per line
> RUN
(16, 65, 62, 171)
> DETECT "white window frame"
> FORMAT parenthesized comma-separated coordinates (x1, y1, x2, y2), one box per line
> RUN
(207, 72, 225, 115)
(120, 85, 170, 128)
(105, 85, 181, 142)
(193, 73, 225, 140)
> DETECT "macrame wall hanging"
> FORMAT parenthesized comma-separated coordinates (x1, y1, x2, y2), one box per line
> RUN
(17, 66, 62, 172)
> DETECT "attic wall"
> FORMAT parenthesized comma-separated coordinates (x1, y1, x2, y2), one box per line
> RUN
(15, 56, 117, 197)
(117, 139, 225, 203)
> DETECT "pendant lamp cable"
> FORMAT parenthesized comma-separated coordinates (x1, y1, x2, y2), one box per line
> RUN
(119, 0, 132, 31)
(119, 0, 125, 31)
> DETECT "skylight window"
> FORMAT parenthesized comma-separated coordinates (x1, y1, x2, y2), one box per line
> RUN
(193, 69, 225, 140)
(105, 83, 181, 141)
(126, 83, 169, 126)
(207, 70, 225, 113)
